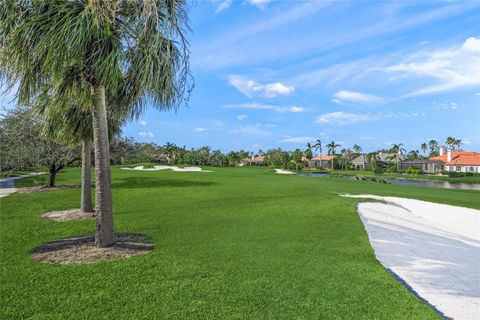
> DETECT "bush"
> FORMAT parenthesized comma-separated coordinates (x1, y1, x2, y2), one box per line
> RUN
(444, 171, 465, 178)
(405, 166, 422, 175)
(374, 167, 385, 174)
(385, 165, 397, 173)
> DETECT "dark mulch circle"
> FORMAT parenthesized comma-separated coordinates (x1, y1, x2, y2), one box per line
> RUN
(31, 233, 154, 264)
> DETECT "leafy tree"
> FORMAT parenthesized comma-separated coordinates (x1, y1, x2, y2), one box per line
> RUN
(1, 1, 192, 247)
(428, 139, 439, 157)
(445, 137, 456, 151)
(290, 149, 304, 171)
(407, 150, 419, 161)
(0, 106, 79, 187)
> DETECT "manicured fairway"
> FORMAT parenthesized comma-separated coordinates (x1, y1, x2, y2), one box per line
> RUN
(1, 166, 478, 319)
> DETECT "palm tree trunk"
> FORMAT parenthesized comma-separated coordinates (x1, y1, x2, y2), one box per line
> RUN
(91, 85, 114, 248)
(80, 139, 94, 213)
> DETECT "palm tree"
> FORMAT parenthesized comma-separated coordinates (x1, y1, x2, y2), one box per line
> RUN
(420, 143, 427, 156)
(454, 138, 462, 151)
(445, 137, 456, 151)
(326, 141, 341, 170)
(353, 144, 362, 154)
(164, 142, 178, 164)
(388, 143, 406, 171)
(367, 152, 379, 169)
(428, 139, 438, 155)
(313, 139, 322, 168)
(305, 143, 313, 163)
(1, 1, 191, 247)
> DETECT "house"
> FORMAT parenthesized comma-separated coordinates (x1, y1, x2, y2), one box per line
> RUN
(240, 155, 265, 166)
(351, 153, 404, 170)
(307, 155, 333, 169)
(351, 154, 369, 170)
(430, 150, 480, 173)
(399, 160, 444, 173)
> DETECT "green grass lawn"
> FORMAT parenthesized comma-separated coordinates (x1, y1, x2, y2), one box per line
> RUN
(1, 166, 479, 319)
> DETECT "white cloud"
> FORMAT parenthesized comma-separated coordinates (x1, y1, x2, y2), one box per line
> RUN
(315, 112, 378, 125)
(230, 123, 271, 135)
(333, 90, 383, 104)
(247, 0, 272, 8)
(223, 102, 303, 113)
(228, 75, 294, 98)
(215, 0, 232, 13)
(475, 93, 480, 96)
(194, 127, 207, 133)
(387, 37, 480, 96)
(237, 114, 248, 120)
(138, 131, 154, 138)
(279, 136, 316, 143)
(138, 120, 147, 126)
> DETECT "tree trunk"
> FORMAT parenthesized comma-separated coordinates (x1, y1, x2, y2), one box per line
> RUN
(48, 164, 57, 188)
(80, 139, 94, 213)
(91, 85, 115, 248)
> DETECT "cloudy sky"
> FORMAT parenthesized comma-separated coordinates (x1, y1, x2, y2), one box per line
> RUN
(10, 0, 479, 153)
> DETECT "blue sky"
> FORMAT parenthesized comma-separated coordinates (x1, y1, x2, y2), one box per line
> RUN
(5, 1, 478, 153)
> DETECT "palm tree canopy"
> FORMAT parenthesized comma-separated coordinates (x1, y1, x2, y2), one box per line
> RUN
(1, 0, 192, 119)
(326, 141, 341, 155)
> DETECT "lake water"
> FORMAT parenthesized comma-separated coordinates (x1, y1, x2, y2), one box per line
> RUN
(298, 173, 480, 191)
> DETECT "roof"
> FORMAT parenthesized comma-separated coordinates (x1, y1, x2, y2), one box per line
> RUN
(351, 154, 367, 163)
(310, 155, 333, 161)
(241, 155, 264, 163)
(430, 151, 480, 166)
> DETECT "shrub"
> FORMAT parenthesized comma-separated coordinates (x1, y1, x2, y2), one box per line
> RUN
(405, 166, 422, 175)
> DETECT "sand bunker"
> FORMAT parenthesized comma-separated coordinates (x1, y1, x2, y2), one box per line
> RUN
(41, 209, 95, 221)
(32, 234, 153, 264)
(341, 194, 480, 320)
(121, 165, 210, 172)
(273, 169, 296, 175)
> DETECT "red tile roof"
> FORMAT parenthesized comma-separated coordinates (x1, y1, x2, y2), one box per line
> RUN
(311, 155, 333, 161)
(430, 151, 480, 166)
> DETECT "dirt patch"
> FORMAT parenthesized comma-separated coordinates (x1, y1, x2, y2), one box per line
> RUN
(41, 209, 95, 221)
(17, 184, 83, 193)
(31, 234, 153, 264)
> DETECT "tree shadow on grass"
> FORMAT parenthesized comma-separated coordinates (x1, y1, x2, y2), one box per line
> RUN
(112, 177, 218, 189)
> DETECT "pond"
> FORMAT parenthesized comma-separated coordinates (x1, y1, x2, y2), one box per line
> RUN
(298, 173, 480, 191)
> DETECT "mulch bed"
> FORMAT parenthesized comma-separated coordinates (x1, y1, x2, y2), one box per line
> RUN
(31, 234, 154, 264)
(41, 209, 95, 221)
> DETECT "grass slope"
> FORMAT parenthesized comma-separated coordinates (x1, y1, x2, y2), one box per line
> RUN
(1, 166, 478, 319)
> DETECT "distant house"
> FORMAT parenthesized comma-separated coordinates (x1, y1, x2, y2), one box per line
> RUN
(351, 153, 404, 170)
(240, 155, 265, 166)
(307, 155, 333, 169)
(399, 160, 444, 173)
(351, 154, 369, 170)
(431, 150, 480, 173)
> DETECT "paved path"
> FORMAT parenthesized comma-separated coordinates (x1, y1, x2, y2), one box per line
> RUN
(0, 173, 46, 198)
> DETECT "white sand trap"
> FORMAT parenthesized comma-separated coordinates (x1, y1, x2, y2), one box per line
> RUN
(274, 169, 296, 175)
(341, 194, 480, 320)
(121, 165, 210, 172)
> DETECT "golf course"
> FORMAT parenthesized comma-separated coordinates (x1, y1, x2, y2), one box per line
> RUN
(1, 166, 478, 319)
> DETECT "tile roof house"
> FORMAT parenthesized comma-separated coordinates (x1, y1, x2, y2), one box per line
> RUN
(351, 153, 404, 170)
(430, 150, 480, 173)
(307, 155, 333, 169)
(240, 155, 265, 166)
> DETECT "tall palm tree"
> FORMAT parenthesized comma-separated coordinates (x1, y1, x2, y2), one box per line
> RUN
(313, 139, 322, 168)
(420, 143, 427, 156)
(454, 138, 462, 151)
(367, 152, 379, 169)
(353, 144, 362, 154)
(388, 143, 406, 171)
(1, 1, 191, 247)
(37, 88, 125, 214)
(326, 141, 341, 170)
(305, 142, 313, 162)
(428, 139, 438, 155)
